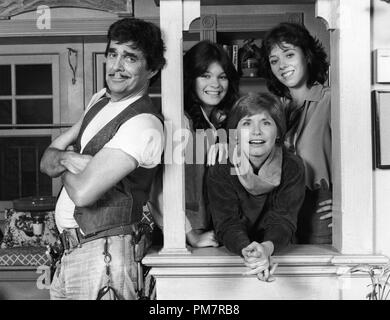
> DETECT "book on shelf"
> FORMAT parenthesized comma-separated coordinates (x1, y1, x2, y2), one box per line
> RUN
(232, 44, 239, 71)
(222, 44, 239, 72)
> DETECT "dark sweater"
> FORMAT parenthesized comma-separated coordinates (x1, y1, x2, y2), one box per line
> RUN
(206, 149, 306, 256)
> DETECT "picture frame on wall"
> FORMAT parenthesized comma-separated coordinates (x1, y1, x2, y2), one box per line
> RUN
(372, 90, 390, 169)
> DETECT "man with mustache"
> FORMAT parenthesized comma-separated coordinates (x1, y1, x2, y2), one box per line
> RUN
(40, 18, 166, 300)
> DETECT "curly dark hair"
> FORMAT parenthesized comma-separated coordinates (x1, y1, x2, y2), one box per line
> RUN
(183, 40, 240, 130)
(259, 22, 329, 99)
(105, 18, 166, 77)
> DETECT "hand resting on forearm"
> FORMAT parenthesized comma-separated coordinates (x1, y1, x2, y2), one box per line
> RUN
(40, 117, 83, 177)
(40, 147, 69, 177)
(60, 152, 92, 174)
(40, 148, 92, 177)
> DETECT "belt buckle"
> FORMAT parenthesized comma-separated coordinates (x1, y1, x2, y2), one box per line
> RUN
(59, 231, 69, 251)
(62, 229, 81, 254)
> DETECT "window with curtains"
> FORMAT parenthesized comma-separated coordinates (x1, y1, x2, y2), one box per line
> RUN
(0, 54, 60, 210)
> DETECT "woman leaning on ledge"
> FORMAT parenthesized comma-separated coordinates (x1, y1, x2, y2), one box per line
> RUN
(259, 22, 332, 244)
(206, 92, 306, 281)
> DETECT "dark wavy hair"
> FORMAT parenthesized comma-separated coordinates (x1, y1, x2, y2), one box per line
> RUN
(259, 22, 329, 99)
(183, 40, 240, 130)
(227, 92, 286, 146)
(105, 18, 166, 81)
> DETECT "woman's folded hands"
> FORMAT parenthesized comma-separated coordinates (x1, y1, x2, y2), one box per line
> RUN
(242, 241, 278, 282)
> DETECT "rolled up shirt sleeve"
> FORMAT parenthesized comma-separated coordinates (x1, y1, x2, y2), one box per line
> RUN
(104, 113, 164, 169)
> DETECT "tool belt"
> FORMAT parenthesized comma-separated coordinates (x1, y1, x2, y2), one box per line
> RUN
(58, 223, 149, 252)
(49, 222, 153, 299)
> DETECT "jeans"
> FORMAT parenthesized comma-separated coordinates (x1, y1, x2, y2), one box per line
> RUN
(50, 234, 138, 300)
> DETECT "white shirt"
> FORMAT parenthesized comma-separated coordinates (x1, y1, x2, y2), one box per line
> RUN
(55, 89, 164, 232)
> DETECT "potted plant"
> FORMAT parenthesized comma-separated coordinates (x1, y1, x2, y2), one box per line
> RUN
(350, 263, 390, 300)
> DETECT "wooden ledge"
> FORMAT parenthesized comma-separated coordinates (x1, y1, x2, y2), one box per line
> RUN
(143, 245, 389, 277)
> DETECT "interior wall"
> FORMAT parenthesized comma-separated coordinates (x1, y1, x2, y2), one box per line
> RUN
(372, 0, 390, 256)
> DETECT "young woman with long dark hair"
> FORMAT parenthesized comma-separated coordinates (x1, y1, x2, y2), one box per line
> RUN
(259, 22, 332, 244)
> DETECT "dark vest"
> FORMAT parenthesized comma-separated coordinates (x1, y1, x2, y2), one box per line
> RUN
(73, 94, 163, 237)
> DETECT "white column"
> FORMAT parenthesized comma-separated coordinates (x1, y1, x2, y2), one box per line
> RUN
(159, 0, 200, 254)
(316, 0, 373, 253)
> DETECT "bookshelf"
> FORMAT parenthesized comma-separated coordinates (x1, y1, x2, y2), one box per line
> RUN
(196, 12, 304, 94)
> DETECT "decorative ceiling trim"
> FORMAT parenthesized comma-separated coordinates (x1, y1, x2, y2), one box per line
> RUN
(192, 13, 303, 33)
(0, 17, 160, 37)
(0, 0, 133, 19)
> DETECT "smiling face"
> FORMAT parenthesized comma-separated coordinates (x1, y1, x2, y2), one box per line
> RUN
(105, 40, 157, 102)
(195, 61, 229, 113)
(269, 42, 309, 91)
(237, 111, 278, 169)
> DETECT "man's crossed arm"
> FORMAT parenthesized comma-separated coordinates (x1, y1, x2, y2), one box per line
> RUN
(61, 148, 138, 207)
(40, 117, 84, 178)
(40, 117, 138, 207)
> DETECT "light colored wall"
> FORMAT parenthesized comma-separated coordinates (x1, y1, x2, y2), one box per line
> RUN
(372, 0, 390, 256)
